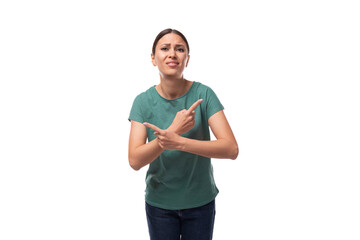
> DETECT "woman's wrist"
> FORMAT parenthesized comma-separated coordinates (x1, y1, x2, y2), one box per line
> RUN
(167, 125, 181, 135)
(176, 135, 187, 151)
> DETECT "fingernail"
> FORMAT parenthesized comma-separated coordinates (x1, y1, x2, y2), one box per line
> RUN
(143, 122, 147, 125)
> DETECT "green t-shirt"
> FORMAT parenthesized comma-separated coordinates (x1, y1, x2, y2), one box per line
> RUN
(128, 81, 224, 210)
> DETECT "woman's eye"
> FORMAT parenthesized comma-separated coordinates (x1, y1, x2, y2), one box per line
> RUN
(177, 48, 185, 52)
(161, 47, 168, 51)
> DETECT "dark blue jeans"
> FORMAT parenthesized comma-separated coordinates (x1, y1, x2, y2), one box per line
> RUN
(145, 199, 216, 240)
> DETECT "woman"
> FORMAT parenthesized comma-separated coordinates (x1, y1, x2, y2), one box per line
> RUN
(128, 28, 238, 240)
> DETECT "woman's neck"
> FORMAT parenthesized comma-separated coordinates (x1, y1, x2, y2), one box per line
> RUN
(156, 75, 191, 99)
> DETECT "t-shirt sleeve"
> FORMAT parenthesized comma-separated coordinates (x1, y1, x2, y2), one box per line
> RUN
(205, 86, 224, 120)
(128, 94, 144, 123)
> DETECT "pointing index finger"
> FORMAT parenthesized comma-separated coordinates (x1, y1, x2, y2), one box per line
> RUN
(187, 99, 203, 113)
(143, 122, 164, 134)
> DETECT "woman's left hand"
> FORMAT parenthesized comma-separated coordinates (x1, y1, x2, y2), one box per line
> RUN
(167, 99, 203, 135)
(143, 122, 185, 150)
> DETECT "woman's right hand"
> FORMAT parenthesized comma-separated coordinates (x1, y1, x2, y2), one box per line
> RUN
(167, 99, 203, 135)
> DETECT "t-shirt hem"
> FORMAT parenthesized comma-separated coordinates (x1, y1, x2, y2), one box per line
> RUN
(145, 191, 219, 210)
(128, 117, 143, 123)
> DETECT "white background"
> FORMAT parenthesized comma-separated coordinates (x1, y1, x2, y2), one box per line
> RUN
(1, 0, 359, 239)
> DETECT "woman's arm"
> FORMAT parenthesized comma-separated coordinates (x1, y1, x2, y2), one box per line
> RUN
(128, 120, 164, 170)
(128, 99, 203, 170)
(182, 110, 238, 159)
(144, 110, 238, 160)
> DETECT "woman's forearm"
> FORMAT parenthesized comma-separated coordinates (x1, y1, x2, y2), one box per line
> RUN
(129, 138, 164, 170)
(180, 137, 238, 160)
(143, 122, 238, 160)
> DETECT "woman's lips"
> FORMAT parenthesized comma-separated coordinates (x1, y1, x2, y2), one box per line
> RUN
(166, 62, 179, 67)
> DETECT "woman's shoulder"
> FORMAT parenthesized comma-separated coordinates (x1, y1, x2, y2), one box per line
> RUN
(132, 85, 156, 100)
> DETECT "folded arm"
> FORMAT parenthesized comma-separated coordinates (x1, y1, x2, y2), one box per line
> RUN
(182, 110, 238, 159)
(128, 100, 238, 171)
(144, 110, 238, 160)
(128, 99, 204, 170)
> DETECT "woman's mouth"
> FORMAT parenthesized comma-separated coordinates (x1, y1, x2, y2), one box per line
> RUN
(166, 62, 179, 67)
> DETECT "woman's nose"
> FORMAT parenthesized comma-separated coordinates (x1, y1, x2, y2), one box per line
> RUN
(169, 48, 176, 57)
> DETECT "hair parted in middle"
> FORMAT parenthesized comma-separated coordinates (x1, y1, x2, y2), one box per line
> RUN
(152, 28, 190, 56)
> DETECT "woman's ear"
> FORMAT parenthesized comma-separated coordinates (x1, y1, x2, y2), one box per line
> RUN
(151, 53, 157, 66)
(185, 55, 190, 67)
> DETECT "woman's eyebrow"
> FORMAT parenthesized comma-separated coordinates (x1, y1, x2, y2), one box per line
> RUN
(160, 43, 186, 47)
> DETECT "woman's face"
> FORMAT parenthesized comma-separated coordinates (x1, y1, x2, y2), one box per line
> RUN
(151, 33, 190, 79)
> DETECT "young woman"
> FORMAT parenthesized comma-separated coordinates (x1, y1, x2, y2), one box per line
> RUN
(128, 28, 238, 240)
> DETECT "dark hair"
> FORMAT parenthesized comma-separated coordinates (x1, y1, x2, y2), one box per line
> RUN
(152, 28, 190, 56)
